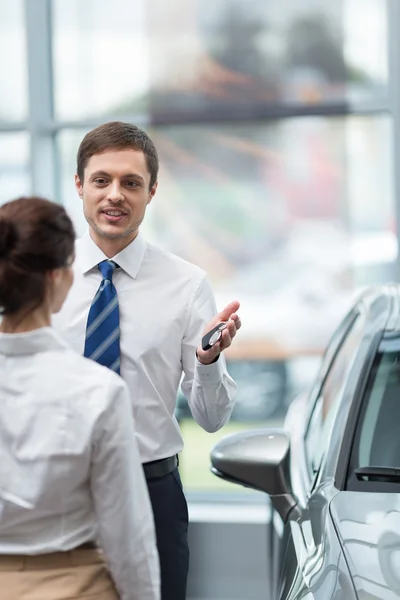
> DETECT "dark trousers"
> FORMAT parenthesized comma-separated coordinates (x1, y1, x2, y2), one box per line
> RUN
(146, 468, 189, 600)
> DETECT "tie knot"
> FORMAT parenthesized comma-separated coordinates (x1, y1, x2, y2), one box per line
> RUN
(98, 260, 117, 281)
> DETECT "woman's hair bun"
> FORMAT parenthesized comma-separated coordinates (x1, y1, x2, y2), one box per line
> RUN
(0, 218, 19, 259)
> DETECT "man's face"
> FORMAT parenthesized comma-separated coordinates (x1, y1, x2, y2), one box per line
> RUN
(75, 148, 157, 246)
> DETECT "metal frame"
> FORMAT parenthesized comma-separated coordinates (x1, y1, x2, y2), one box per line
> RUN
(388, 0, 400, 280)
(24, 0, 57, 200)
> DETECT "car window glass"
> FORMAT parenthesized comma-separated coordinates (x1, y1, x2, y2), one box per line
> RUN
(351, 346, 400, 474)
(305, 310, 358, 422)
(303, 311, 358, 473)
(358, 355, 392, 466)
(305, 315, 364, 475)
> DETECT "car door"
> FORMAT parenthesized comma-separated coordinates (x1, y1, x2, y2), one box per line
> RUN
(275, 308, 367, 600)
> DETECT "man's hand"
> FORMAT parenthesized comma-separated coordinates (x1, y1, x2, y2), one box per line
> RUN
(196, 301, 241, 365)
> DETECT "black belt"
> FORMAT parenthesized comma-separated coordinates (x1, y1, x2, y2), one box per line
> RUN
(142, 455, 178, 480)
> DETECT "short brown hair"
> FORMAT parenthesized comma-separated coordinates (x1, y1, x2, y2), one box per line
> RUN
(77, 121, 159, 189)
(0, 197, 75, 316)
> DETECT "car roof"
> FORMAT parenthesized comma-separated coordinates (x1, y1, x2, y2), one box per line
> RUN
(354, 283, 400, 334)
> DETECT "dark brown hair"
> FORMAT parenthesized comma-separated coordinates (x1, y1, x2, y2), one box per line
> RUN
(0, 196, 75, 316)
(77, 121, 159, 189)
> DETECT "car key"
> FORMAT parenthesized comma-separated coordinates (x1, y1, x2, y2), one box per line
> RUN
(201, 322, 227, 351)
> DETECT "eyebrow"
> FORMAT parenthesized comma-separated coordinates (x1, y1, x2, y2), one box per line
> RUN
(91, 170, 145, 182)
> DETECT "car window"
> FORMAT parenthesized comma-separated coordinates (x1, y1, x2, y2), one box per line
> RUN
(305, 315, 364, 475)
(348, 339, 400, 483)
(303, 309, 359, 425)
(314, 310, 359, 383)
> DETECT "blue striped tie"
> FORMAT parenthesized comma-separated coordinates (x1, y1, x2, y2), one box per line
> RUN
(84, 260, 121, 375)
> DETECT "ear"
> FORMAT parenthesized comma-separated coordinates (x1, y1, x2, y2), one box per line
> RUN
(147, 181, 158, 205)
(75, 174, 84, 199)
(47, 269, 62, 285)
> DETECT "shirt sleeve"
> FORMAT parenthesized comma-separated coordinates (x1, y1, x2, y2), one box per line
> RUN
(90, 377, 160, 600)
(180, 275, 237, 432)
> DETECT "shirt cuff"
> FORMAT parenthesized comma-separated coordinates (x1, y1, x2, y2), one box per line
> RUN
(194, 355, 224, 384)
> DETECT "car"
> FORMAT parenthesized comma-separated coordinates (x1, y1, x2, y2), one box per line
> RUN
(210, 284, 400, 599)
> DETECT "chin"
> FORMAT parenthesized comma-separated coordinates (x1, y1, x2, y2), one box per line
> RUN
(100, 229, 129, 240)
(95, 223, 135, 240)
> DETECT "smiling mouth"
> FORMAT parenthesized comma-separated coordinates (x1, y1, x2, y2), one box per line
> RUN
(101, 209, 128, 222)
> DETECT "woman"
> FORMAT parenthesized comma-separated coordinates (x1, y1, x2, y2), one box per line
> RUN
(0, 197, 160, 600)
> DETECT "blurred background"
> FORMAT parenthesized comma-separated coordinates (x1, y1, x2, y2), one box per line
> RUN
(0, 0, 397, 500)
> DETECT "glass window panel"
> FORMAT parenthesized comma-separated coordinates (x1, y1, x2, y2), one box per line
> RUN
(151, 115, 394, 290)
(0, 133, 30, 205)
(148, 0, 348, 120)
(305, 315, 364, 473)
(344, 0, 388, 104)
(148, 0, 387, 121)
(0, 0, 28, 122)
(355, 346, 400, 470)
(52, 1, 149, 120)
(57, 114, 394, 492)
(58, 115, 395, 354)
(148, 0, 387, 120)
(52, 0, 388, 123)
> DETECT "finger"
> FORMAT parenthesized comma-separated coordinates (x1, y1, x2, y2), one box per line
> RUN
(220, 328, 232, 350)
(212, 341, 221, 355)
(226, 319, 237, 339)
(205, 341, 221, 359)
(229, 315, 241, 334)
(218, 300, 240, 322)
(220, 338, 231, 351)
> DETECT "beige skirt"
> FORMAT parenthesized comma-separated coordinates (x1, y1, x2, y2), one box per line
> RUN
(0, 546, 119, 600)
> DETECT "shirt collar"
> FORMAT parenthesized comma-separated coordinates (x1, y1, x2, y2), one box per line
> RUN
(0, 327, 70, 356)
(76, 230, 147, 280)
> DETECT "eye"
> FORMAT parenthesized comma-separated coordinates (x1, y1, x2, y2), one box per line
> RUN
(124, 180, 139, 188)
(94, 178, 108, 186)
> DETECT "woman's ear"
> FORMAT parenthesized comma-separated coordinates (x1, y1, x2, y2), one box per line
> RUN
(47, 269, 62, 286)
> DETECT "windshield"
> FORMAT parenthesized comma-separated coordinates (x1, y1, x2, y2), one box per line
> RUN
(350, 338, 400, 478)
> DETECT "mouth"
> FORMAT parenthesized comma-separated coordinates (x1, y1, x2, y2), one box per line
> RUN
(100, 209, 128, 223)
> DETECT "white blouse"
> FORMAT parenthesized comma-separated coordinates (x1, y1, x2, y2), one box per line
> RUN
(0, 327, 159, 600)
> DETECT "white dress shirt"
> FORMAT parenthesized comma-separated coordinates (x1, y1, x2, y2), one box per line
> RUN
(53, 231, 236, 462)
(0, 327, 160, 600)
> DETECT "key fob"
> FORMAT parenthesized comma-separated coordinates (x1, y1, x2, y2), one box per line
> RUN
(201, 322, 227, 351)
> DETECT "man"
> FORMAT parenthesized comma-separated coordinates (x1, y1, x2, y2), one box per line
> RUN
(54, 121, 240, 600)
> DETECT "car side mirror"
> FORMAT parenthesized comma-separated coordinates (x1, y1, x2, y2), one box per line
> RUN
(210, 428, 299, 522)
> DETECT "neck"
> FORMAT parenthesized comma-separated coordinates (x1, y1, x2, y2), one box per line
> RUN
(90, 228, 139, 258)
(0, 305, 51, 333)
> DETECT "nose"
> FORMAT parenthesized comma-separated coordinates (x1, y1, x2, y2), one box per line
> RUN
(107, 181, 125, 203)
